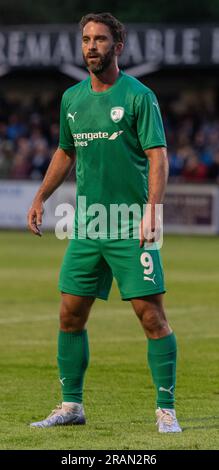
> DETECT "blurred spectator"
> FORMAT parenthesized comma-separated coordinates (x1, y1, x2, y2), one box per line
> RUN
(0, 122, 8, 141)
(30, 128, 48, 150)
(7, 113, 27, 141)
(10, 153, 31, 179)
(0, 141, 14, 178)
(208, 149, 219, 182)
(49, 123, 60, 147)
(30, 142, 51, 180)
(182, 151, 208, 182)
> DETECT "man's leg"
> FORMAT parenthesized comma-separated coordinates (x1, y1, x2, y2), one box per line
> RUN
(58, 293, 94, 404)
(131, 294, 181, 432)
(30, 294, 94, 428)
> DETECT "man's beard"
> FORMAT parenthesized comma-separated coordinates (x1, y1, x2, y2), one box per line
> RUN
(83, 45, 115, 74)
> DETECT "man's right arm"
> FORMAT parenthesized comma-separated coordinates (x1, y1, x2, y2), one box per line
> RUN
(27, 147, 75, 236)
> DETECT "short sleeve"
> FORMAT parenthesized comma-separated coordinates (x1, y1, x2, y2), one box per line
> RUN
(59, 93, 75, 151)
(135, 91, 167, 151)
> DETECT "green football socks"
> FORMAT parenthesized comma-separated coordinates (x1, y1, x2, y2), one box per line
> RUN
(57, 330, 89, 404)
(147, 332, 177, 409)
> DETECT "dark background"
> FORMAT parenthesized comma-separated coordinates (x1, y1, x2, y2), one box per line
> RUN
(1, 0, 219, 24)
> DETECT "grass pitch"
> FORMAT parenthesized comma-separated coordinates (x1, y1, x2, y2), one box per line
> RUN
(0, 231, 218, 450)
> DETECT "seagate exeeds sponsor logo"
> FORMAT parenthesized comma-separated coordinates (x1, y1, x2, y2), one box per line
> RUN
(73, 131, 124, 147)
(108, 131, 124, 140)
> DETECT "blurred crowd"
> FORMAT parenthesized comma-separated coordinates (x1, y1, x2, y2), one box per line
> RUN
(0, 95, 219, 183)
(0, 96, 61, 181)
(164, 108, 219, 183)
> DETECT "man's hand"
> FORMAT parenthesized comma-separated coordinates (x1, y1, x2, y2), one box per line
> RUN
(27, 147, 75, 237)
(139, 219, 155, 247)
(139, 204, 161, 248)
(27, 200, 44, 236)
(139, 208, 155, 248)
(140, 147, 168, 248)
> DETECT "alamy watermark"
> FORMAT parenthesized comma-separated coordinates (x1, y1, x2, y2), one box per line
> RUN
(54, 197, 163, 249)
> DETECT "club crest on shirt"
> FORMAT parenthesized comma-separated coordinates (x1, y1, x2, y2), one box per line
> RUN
(110, 107, 124, 123)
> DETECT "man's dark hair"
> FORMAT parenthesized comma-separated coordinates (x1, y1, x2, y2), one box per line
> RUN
(80, 12, 126, 44)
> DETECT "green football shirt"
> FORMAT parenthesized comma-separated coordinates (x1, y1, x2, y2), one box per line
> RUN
(59, 71, 166, 237)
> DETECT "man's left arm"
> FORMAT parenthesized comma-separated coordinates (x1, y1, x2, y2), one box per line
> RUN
(139, 146, 169, 247)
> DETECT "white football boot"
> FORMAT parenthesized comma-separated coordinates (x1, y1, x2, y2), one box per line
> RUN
(30, 402, 86, 428)
(156, 408, 182, 433)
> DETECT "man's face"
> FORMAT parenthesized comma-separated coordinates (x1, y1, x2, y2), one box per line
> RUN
(82, 21, 118, 74)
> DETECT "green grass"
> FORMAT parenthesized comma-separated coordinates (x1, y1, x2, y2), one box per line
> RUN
(0, 231, 219, 450)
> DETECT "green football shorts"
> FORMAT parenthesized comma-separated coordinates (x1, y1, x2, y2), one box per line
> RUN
(59, 238, 165, 300)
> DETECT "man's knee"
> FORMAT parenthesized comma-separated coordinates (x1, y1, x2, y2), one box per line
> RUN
(131, 295, 169, 336)
(60, 294, 94, 332)
(136, 304, 165, 330)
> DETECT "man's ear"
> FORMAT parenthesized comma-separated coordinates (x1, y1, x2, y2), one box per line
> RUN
(115, 42, 124, 56)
